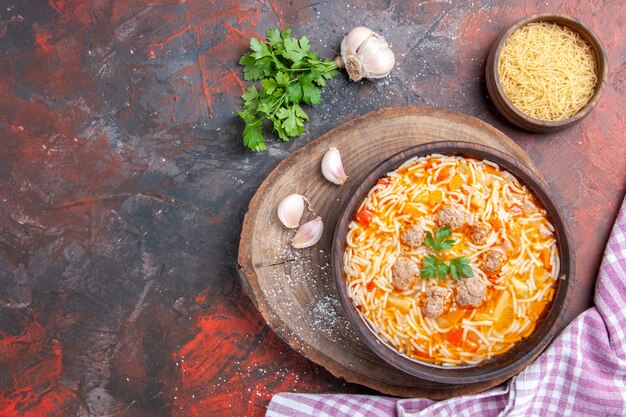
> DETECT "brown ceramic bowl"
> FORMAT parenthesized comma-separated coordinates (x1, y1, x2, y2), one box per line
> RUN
(485, 14, 608, 133)
(331, 141, 573, 384)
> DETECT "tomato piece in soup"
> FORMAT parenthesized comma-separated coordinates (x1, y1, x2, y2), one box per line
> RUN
(446, 327, 464, 346)
(355, 208, 374, 226)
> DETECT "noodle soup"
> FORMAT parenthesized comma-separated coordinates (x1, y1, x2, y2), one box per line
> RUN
(343, 154, 559, 366)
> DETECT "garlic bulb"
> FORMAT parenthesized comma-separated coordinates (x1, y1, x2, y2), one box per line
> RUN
(321, 147, 348, 185)
(277, 194, 305, 228)
(336, 27, 395, 81)
(291, 217, 323, 248)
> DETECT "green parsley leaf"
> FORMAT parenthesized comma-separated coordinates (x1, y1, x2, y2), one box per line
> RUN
(269, 115, 289, 141)
(437, 262, 450, 281)
(286, 83, 303, 103)
(313, 76, 327, 87)
(275, 107, 289, 120)
(280, 105, 305, 137)
(239, 117, 265, 152)
(293, 103, 308, 122)
(280, 27, 292, 40)
(275, 71, 290, 86)
(261, 79, 278, 95)
(423, 226, 457, 253)
(256, 93, 275, 115)
(266, 28, 282, 44)
(424, 231, 436, 251)
(283, 37, 307, 63)
(449, 257, 473, 279)
(421, 255, 449, 281)
(322, 69, 339, 79)
(250, 37, 271, 59)
(438, 238, 456, 251)
(236, 110, 252, 124)
(420, 255, 438, 279)
(239, 53, 266, 81)
(241, 86, 259, 102)
(298, 36, 310, 52)
(437, 226, 452, 241)
(450, 262, 458, 280)
(301, 81, 321, 105)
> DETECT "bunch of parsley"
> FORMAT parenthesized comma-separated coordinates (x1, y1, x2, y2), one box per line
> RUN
(237, 28, 339, 152)
(420, 226, 474, 281)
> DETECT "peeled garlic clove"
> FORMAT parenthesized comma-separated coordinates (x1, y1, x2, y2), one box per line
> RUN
(277, 194, 305, 228)
(337, 27, 395, 81)
(321, 147, 348, 185)
(291, 217, 324, 248)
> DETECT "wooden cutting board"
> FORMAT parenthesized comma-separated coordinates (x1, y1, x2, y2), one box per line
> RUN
(237, 106, 546, 398)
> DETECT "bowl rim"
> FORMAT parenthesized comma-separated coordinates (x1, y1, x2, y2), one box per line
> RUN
(487, 13, 608, 129)
(331, 141, 573, 384)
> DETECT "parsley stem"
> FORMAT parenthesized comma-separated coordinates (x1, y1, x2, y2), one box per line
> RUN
(268, 94, 286, 116)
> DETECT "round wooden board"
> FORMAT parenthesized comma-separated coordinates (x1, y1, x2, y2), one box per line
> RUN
(237, 106, 549, 398)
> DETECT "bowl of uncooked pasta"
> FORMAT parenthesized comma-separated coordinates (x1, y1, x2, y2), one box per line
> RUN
(485, 13, 607, 133)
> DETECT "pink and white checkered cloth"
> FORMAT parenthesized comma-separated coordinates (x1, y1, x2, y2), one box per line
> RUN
(266, 196, 626, 417)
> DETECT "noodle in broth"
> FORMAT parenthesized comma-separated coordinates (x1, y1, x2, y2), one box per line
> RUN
(343, 154, 559, 366)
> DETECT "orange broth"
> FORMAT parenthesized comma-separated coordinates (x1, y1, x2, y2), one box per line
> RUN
(343, 155, 559, 366)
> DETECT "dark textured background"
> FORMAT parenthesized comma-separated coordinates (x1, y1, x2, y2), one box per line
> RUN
(0, 1, 624, 416)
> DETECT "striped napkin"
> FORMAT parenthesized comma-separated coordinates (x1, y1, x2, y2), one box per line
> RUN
(266, 196, 626, 417)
